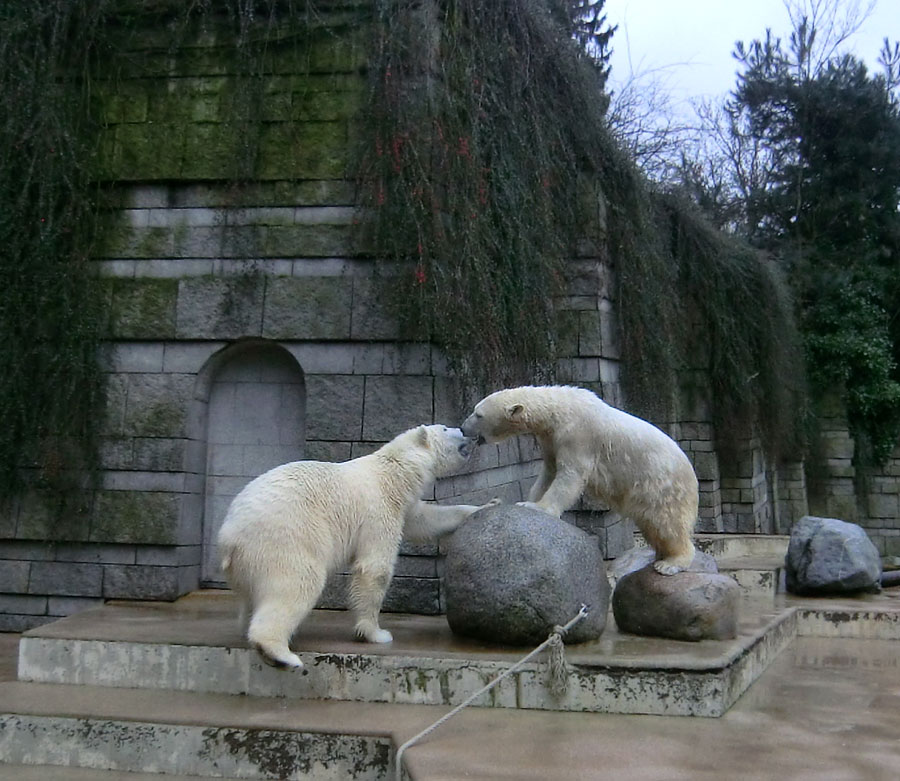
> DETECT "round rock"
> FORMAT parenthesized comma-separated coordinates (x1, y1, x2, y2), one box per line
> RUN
(785, 515, 882, 595)
(444, 504, 609, 646)
(607, 546, 718, 586)
(612, 566, 740, 642)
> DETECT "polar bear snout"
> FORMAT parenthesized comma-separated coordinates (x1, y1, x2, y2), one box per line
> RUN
(443, 426, 476, 458)
(460, 414, 485, 444)
(430, 426, 477, 474)
(458, 436, 476, 458)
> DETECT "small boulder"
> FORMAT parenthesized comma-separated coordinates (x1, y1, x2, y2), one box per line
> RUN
(785, 516, 882, 595)
(444, 504, 609, 646)
(613, 567, 740, 641)
(608, 546, 718, 586)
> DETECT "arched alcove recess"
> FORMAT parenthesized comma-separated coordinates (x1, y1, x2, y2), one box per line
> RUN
(188, 340, 306, 585)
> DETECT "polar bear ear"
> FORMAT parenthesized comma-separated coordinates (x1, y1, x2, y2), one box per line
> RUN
(508, 403, 524, 419)
(416, 425, 431, 448)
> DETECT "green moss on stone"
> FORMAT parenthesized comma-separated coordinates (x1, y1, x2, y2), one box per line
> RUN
(133, 226, 175, 258)
(262, 276, 353, 340)
(261, 92, 292, 122)
(109, 278, 178, 339)
(95, 126, 122, 182)
(91, 490, 181, 545)
(115, 122, 185, 181)
(181, 121, 245, 180)
(95, 210, 135, 258)
(258, 224, 350, 257)
(176, 274, 266, 339)
(123, 373, 193, 438)
(172, 219, 190, 255)
(306, 27, 370, 73)
(578, 310, 603, 356)
(100, 374, 129, 436)
(16, 490, 93, 542)
(98, 90, 149, 124)
(291, 90, 361, 121)
(257, 121, 347, 179)
(555, 310, 580, 357)
(134, 400, 186, 438)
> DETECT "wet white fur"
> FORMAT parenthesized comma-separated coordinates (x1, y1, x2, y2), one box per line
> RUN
(461, 386, 698, 575)
(218, 425, 481, 669)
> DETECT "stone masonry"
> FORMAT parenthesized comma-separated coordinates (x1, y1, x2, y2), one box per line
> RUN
(1, 3, 897, 630)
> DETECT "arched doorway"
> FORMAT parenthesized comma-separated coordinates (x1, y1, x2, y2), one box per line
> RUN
(199, 341, 306, 585)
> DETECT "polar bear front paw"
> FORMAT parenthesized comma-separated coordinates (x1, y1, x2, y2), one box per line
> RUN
(255, 643, 304, 670)
(370, 628, 394, 644)
(516, 501, 558, 517)
(652, 559, 685, 576)
(357, 626, 393, 644)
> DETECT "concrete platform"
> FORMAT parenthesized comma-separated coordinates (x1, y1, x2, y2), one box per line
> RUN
(2, 532, 899, 780)
(1, 630, 898, 780)
(695, 533, 789, 559)
(18, 591, 798, 717)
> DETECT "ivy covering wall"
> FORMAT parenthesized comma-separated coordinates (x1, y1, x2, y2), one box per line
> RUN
(1, 0, 806, 515)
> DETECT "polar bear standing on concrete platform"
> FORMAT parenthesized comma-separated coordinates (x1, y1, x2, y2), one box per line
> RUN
(461, 386, 698, 575)
(218, 425, 482, 669)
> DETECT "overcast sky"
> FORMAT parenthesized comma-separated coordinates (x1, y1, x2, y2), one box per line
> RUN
(604, 0, 900, 104)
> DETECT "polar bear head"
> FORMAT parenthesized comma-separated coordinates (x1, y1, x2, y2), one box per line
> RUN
(460, 388, 531, 444)
(384, 424, 476, 477)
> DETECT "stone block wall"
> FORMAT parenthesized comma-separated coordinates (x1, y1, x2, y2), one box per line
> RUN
(3, 4, 897, 631)
(0, 10, 549, 630)
(864, 449, 900, 556)
(809, 394, 900, 556)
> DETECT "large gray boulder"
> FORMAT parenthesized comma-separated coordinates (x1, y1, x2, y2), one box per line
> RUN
(444, 504, 609, 646)
(785, 515, 882, 595)
(612, 567, 741, 641)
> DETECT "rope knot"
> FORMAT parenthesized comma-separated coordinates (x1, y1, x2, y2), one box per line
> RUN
(545, 604, 589, 697)
(394, 604, 589, 781)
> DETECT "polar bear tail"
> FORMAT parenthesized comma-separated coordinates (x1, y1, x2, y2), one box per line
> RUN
(219, 544, 233, 574)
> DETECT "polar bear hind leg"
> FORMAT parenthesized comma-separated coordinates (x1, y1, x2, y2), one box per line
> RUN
(637, 507, 696, 575)
(246, 564, 326, 669)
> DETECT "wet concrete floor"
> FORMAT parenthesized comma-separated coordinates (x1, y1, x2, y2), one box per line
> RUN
(3, 626, 898, 779)
(404, 635, 900, 780)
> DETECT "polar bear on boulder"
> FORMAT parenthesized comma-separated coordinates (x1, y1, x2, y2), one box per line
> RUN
(217, 424, 483, 669)
(461, 386, 698, 575)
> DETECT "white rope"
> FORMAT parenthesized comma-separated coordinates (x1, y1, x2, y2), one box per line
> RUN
(393, 604, 589, 781)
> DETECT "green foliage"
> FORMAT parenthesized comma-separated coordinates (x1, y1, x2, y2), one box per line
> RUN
(0, 0, 347, 506)
(0, 1, 111, 497)
(357, 0, 803, 456)
(805, 285, 900, 463)
(594, 141, 680, 421)
(598, 145, 805, 457)
(355, 0, 612, 392)
(730, 26, 900, 464)
(661, 193, 806, 459)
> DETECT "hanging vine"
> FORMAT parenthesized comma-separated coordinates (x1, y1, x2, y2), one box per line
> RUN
(356, 0, 612, 393)
(2, 0, 806, 520)
(356, 0, 805, 458)
(0, 1, 112, 500)
(0, 0, 343, 505)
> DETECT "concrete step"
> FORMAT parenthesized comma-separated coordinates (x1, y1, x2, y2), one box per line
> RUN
(0, 766, 244, 780)
(0, 681, 405, 780)
(696, 533, 789, 560)
(791, 591, 900, 640)
(18, 592, 797, 718)
(4, 632, 900, 781)
(692, 535, 789, 599)
(716, 555, 786, 598)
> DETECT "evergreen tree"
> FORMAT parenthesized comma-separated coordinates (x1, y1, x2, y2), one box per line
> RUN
(729, 23, 900, 463)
